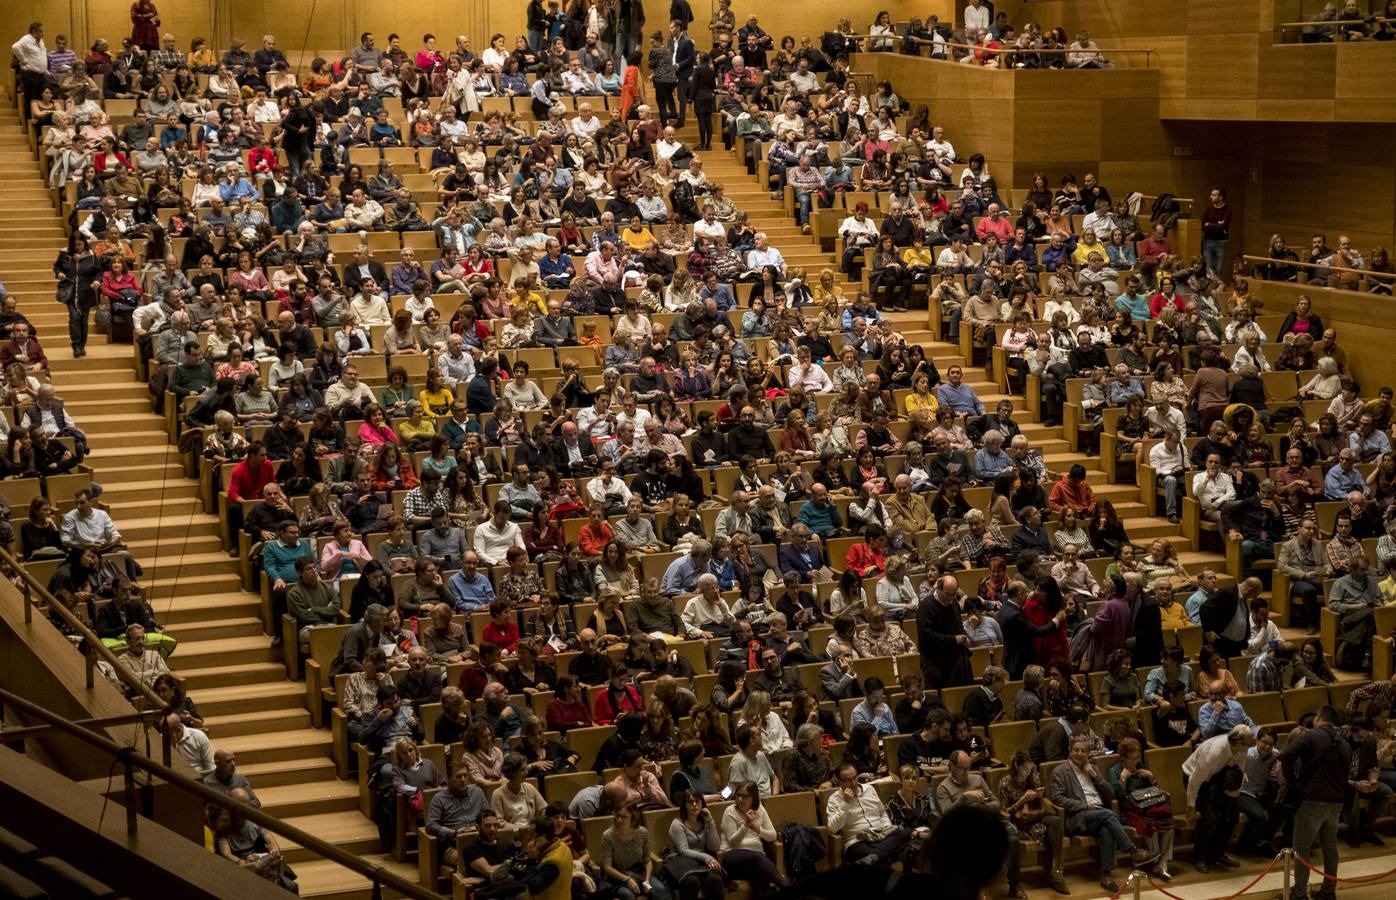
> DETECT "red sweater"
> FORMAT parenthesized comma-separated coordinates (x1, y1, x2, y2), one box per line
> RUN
(228, 459, 276, 502)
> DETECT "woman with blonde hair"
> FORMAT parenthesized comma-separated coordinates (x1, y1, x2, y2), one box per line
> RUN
(737, 690, 793, 754)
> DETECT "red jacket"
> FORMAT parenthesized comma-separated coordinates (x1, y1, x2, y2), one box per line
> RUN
(845, 542, 886, 578)
(546, 698, 594, 732)
(482, 620, 519, 653)
(0, 338, 47, 370)
(592, 684, 642, 725)
(228, 459, 276, 502)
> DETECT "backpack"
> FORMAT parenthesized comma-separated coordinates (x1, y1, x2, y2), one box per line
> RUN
(669, 181, 701, 224)
(777, 822, 826, 882)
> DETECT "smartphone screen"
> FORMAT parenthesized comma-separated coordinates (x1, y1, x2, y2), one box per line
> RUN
(720, 785, 734, 800)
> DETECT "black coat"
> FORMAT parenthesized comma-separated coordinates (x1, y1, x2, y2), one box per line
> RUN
(916, 595, 971, 689)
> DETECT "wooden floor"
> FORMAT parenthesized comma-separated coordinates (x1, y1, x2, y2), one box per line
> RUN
(2, 90, 1356, 898)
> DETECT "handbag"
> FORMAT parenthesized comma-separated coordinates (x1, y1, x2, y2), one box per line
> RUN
(1128, 785, 1167, 810)
(55, 279, 76, 304)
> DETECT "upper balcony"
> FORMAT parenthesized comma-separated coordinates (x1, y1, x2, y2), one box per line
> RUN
(992, 0, 1396, 121)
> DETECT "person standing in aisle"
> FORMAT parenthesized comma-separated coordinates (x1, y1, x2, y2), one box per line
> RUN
(648, 31, 678, 125)
(690, 52, 717, 150)
(1280, 705, 1350, 900)
(668, 19, 695, 129)
(1201, 187, 1232, 281)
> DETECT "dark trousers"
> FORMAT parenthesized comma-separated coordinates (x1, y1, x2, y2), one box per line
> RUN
(842, 827, 911, 867)
(672, 869, 724, 900)
(655, 81, 677, 124)
(694, 96, 714, 146)
(1291, 578, 1322, 628)
(1194, 779, 1240, 864)
(67, 302, 90, 351)
(871, 268, 912, 307)
(720, 849, 781, 897)
(674, 73, 692, 125)
(1237, 787, 1287, 852)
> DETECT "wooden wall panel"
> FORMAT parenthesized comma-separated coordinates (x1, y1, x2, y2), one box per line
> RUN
(1184, 34, 1259, 99)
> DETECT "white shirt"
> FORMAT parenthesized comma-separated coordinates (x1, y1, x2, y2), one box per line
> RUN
(571, 115, 601, 139)
(1146, 405, 1186, 436)
(1182, 734, 1243, 808)
(586, 474, 632, 507)
(693, 218, 725, 241)
(175, 727, 216, 775)
(788, 362, 833, 393)
(61, 507, 120, 546)
(472, 519, 525, 565)
(839, 215, 879, 245)
(738, 710, 792, 753)
(11, 34, 47, 73)
(1191, 471, 1235, 511)
(1042, 299, 1080, 325)
(1148, 441, 1189, 475)
(437, 349, 475, 388)
(926, 138, 956, 162)
(1073, 764, 1104, 807)
(963, 3, 991, 33)
(825, 782, 895, 846)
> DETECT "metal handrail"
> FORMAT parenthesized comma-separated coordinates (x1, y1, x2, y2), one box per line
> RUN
(0, 686, 440, 900)
(0, 545, 169, 716)
(1241, 253, 1396, 282)
(851, 34, 1155, 64)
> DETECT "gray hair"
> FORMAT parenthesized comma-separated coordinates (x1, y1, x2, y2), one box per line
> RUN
(796, 723, 823, 745)
(364, 603, 388, 623)
(981, 665, 1008, 686)
(689, 539, 712, 557)
(696, 572, 719, 590)
(963, 509, 985, 525)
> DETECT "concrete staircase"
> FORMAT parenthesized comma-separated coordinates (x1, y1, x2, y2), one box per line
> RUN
(0, 88, 413, 899)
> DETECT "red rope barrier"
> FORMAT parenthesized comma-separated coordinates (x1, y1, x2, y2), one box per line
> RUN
(1291, 852, 1396, 885)
(1145, 854, 1280, 900)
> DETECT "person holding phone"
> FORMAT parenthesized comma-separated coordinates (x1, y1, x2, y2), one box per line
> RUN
(718, 783, 787, 896)
(601, 803, 665, 900)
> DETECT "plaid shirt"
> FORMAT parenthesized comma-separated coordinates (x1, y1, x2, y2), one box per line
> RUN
(1326, 535, 1364, 573)
(1347, 679, 1396, 718)
(959, 526, 1008, 566)
(153, 48, 184, 72)
(403, 487, 447, 521)
(1245, 652, 1287, 694)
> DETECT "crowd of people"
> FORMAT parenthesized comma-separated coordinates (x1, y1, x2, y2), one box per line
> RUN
(7, 4, 1396, 900)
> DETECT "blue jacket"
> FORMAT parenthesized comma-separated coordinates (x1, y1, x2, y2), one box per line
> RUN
(778, 542, 826, 581)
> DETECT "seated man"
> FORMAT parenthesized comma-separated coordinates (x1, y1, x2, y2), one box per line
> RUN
(1047, 465, 1098, 518)
(1047, 735, 1158, 893)
(426, 763, 489, 868)
(1329, 554, 1383, 669)
(825, 761, 911, 866)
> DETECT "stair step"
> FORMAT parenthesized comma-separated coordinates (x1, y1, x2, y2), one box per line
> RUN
(234, 757, 340, 788)
(158, 591, 264, 626)
(164, 615, 265, 643)
(172, 661, 288, 691)
(203, 706, 313, 738)
(257, 780, 361, 818)
(193, 679, 312, 717)
(170, 634, 279, 669)
(212, 728, 335, 768)
(277, 811, 381, 863)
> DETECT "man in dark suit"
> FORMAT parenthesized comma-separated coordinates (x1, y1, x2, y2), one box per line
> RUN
(776, 525, 828, 582)
(997, 581, 1064, 679)
(668, 19, 696, 128)
(1201, 580, 1252, 658)
(1047, 735, 1158, 893)
(341, 244, 389, 296)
